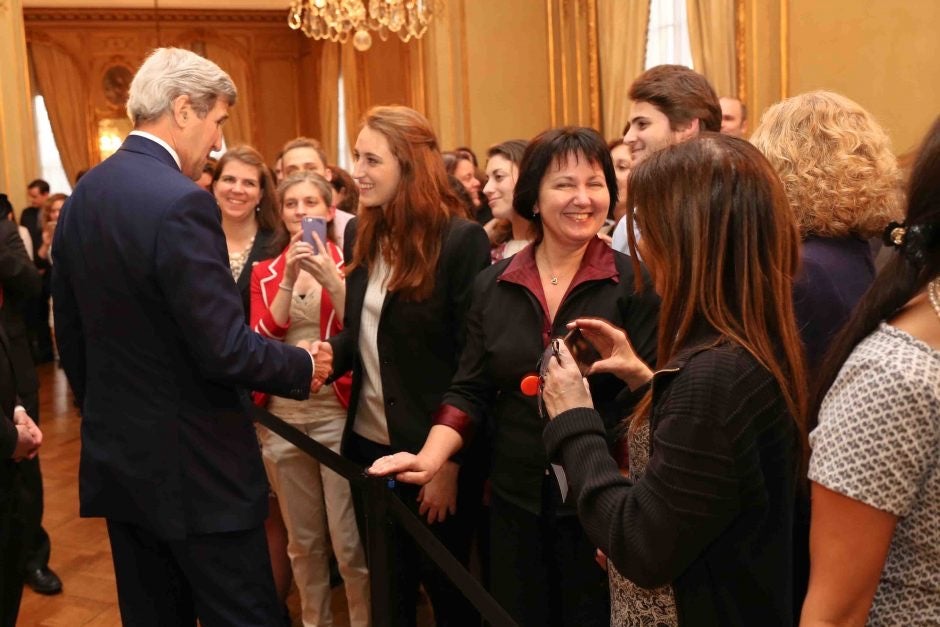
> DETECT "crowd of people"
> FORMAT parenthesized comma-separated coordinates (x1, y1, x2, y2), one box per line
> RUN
(0, 46, 936, 627)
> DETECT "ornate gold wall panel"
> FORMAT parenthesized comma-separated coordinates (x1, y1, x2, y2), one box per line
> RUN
(22, 7, 423, 167)
(546, 0, 600, 129)
(24, 8, 305, 165)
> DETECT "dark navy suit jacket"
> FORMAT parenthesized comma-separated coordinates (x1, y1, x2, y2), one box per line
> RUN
(51, 134, 312, 540)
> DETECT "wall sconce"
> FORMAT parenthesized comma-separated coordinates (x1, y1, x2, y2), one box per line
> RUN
(98, 117, 132, 161)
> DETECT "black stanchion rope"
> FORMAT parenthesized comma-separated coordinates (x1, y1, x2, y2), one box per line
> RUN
(246, 402, 518, 627)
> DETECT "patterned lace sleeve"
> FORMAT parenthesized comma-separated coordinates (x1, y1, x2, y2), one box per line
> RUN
(808, 324, 940, 517)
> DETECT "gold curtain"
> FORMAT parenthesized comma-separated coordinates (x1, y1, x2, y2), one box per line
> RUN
(28, 41, 91, 183)
(341, 44, 371, 156)
(316, 42, 341, 163)
(686, 0, 737, 97)
(204, 42, 253, 148)
(597, 0, 650, 139)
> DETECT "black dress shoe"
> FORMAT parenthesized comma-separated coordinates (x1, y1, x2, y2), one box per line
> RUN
(25, 567, 63, 595)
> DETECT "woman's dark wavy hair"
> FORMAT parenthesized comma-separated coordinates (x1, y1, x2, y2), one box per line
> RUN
(512, 126, 617, 243)
(626, 132, 808, 462)
(810, 116, 940, 428)
(487, 139, 528, 166)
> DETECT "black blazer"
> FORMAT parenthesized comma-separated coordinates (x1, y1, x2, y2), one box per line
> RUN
(0, 221, 40, 407)
(51, 135, 313, 540)
(328, 216, 490, 454)
(0, 323, 21, 497)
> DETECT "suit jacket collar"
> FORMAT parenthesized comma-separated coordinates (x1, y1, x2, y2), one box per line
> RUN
(119, 133, 182, 173)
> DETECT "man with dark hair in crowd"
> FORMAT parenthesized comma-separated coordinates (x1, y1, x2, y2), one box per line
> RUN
(611, 64, 721, 253)
(720, 95, 749, 138)
(19, 179, 48, 249)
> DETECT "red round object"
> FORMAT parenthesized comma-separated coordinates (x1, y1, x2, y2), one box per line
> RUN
(520, 374, 540, 396)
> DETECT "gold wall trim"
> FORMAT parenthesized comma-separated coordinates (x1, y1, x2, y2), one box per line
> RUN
(546, 0, 556, 126)
(545, 0, 598, 128)
(457, 0, 470, 142)
(779, 0, 788, 98)
(558, 0, 568, 122)
(23, 8, 285, 23)
(587, 0, 599, 128)
(734, 0, 747, 103)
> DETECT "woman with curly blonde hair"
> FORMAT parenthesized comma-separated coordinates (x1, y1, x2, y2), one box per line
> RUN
(752, 90, 903, 372)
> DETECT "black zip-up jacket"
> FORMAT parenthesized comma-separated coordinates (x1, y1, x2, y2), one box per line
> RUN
(439, 237, 660, 514)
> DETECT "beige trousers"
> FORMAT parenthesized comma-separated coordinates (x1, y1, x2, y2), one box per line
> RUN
(260, 419, 370, 627)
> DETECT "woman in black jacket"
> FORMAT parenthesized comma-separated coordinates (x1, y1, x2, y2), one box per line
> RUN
(317, 105, 490, 627)
(541, 134, 808, 626)
(369, 127, 660, 626)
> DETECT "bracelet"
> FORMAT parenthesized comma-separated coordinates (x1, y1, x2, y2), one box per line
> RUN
(278, 282, 294, 293)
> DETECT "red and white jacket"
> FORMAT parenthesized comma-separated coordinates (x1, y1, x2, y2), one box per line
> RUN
(249, 241, 352, 408)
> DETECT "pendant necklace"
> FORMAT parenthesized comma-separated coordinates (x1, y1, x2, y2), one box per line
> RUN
(928, 276, 940, 321)
(540, 249, 565, 286)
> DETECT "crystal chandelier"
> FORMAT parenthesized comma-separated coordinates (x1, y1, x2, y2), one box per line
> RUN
(288, 0, 437, 51)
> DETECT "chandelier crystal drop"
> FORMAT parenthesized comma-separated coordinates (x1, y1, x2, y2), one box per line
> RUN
(288, 0, 437, 50)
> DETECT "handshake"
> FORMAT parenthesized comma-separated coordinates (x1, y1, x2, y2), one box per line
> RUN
(297, 339, 334, 394)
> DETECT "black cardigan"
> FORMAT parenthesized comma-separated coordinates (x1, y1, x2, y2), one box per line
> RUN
(544, 338, 798, 626)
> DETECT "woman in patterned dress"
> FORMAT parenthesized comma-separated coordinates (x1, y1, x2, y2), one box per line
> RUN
(801, 118, 940, 625)
(540, 133, 808, 626)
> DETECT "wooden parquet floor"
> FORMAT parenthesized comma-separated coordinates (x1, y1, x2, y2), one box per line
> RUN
(16, 363, 123, 626)
(15, 363, 360, 627)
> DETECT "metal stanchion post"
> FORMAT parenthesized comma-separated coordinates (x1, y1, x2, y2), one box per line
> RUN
(365, 476, 396, 627)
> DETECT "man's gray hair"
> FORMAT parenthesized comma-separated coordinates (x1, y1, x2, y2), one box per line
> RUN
(127, 47, 237, 126)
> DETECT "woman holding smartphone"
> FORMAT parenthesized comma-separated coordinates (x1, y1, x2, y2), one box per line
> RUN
(369, 126, 660, 627)
(250, 171, 369, 627)
(539, 134, 807, 626)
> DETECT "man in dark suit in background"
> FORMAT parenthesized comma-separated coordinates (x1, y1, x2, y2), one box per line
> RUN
(0, 195, 61, 595)
(19, 179, 48, 250)
(0, 317, 43, 627)
(52, 47, 331, 627)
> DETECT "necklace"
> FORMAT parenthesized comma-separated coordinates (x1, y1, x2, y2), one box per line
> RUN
(539, 248, 569, 286)
(928, 277, 940, 321)
(229, 234, 256, 282)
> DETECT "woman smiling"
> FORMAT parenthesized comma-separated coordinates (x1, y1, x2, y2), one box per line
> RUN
(369, 126, 660, 627)
(211, 145, 283, 319)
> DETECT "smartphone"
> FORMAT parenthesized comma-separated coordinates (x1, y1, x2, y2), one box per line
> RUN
(564, 327, 602, 376)
(301, 216, 328, 252)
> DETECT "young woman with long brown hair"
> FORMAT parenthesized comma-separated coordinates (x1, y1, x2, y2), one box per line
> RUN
(539, 133, 808, 626)
(315, 105, 490, 627)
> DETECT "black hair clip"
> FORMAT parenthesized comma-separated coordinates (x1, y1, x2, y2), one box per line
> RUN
(883, 220, 940, 266)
